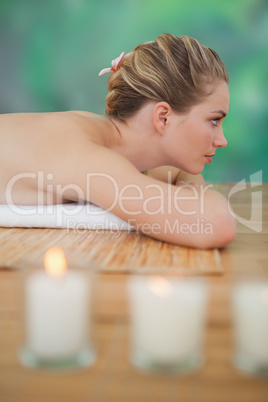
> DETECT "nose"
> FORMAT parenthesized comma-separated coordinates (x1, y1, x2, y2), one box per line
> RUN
(213, 128, 227, 148)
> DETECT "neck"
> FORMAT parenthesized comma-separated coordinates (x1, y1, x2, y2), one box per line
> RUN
(107, 104, 166, 171)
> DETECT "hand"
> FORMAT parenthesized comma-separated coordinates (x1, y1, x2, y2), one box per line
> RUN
(175, 180, 201, 190)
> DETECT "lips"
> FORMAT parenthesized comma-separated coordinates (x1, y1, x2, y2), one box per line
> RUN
(204, 154, 215, 163)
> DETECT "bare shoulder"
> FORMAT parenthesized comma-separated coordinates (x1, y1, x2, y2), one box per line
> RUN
(49, 138, 151, 220)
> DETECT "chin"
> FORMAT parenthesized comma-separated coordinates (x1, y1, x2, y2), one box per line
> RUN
(186, 165, 204, 175)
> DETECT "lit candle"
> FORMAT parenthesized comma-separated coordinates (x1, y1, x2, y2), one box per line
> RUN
(128, 275, 208, 373)
(232, 281, 268, 375)
(19, 247, 95, 369)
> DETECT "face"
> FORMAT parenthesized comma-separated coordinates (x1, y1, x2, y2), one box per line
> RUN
(162, 81, 230, 174)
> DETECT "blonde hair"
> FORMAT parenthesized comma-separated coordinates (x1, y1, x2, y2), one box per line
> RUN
(105, 34, 229, 120)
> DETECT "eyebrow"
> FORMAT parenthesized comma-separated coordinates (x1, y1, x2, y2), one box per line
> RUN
(210, 110, 227, 117)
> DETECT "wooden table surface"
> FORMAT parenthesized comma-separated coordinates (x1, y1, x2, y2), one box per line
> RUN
(0, 183, 267, 402)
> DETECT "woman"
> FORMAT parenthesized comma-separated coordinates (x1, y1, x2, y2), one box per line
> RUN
(0, 34, 236, 248)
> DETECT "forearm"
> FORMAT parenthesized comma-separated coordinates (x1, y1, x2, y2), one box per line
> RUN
(118, 179, 236, 249)
(146, 166, 206, 186)
(150, 187, 236, 249)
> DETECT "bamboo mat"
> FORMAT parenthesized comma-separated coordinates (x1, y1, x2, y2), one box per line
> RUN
(0, 228, 223, 274)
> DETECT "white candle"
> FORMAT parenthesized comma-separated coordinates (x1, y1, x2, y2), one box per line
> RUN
(128, 275, 208, 370)
(24, 248, 90, 360)
(233, 281, 268, 370)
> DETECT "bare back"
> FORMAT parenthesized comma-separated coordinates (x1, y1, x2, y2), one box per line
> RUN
(0, 111, 119, 205)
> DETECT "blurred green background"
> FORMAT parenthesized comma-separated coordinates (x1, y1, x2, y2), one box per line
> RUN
(1, 0, 267, 182)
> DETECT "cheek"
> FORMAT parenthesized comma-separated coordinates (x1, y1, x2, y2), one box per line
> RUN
(188, 127, 211, 149)
(199, 127, 213, 146)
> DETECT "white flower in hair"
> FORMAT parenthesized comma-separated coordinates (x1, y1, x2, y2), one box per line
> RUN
(98, 52, 125, 77)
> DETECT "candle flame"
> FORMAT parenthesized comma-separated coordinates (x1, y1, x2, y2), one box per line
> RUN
(261, 288, 268, 304)
(44, 247, 67, 276)
(147, 275, 172, 298)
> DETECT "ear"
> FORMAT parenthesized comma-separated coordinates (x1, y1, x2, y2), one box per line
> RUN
(152, 102, 173, 135)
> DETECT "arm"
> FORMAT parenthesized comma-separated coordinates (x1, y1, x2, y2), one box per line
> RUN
(51, 143, 236, 249)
